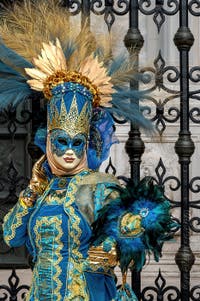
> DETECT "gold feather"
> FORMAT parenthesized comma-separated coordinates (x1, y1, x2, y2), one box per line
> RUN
(0, 0, 73, 61)
(33, 57, 53, 75)
(25, 68, 46, 81)
(79, 55, 114, 105)
(0, 0, 110, 68)
(24, 39, 68, 92)
(0, 0, 130, 106)
(27, 79, 44, 91)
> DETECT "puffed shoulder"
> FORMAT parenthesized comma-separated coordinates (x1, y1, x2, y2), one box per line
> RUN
(79, 171, 121, 186)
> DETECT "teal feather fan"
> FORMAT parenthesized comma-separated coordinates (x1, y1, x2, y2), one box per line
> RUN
(90, 176, 179, 273)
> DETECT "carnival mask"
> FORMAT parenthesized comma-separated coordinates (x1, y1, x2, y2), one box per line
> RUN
(49, 129, 87, 171)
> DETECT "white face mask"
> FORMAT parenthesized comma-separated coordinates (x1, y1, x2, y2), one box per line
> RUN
(50, 130, 87, 172)
(52, 148, 84, 171)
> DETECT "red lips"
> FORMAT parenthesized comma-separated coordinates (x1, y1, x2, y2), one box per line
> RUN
(64, 157, 75, 163)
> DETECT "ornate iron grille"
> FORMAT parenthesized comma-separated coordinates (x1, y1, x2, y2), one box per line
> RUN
(0, 1, 199, 300)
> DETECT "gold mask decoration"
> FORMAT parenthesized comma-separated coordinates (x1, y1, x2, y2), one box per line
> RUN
(47, 94, 91, 137)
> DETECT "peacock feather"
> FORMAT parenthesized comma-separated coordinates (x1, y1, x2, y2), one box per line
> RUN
(90, 176, 179, 273)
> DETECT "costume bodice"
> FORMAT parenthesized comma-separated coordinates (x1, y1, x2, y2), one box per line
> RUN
(3, 170, 120, 301)
(28, 176, 92, 300)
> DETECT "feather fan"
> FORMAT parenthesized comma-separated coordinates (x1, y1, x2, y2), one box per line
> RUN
(90, 176, 179, 273)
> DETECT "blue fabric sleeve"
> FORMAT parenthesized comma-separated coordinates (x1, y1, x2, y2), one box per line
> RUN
(3, 201, 34, 247)
(93, 183, 120, 221)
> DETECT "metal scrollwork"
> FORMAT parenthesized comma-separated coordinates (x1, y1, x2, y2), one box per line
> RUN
(139, 0, 179, 33)
(189, 174, 200, 236)
(189, 66, 200, 82)
(91, 0, 104, 14)
(140, 51, 180, 134)
(0, 160, 28, 206)
(163, 175, 181, 193)
(190, 285, 200, 301)
(149, 97, 180, 135)
(111, 113, 127, 124)
(105, 157, 117, 175)
(141, 269, 181, 301)
(154, 158, 167, 185)
(60, 0, 81, 14)
(91, 0, 129, 31)
(91, 0, 129, 15)
(155, 158, 181, 193)
(148, 51, 180, 93)
(189, 72, 200, 122)
(154, 158, 180, 206)
(69, 0, 82, 15)
(189, 0, 200, 16)
(189, 107, 200, 123)
(189, 177, 200, 193)
(189, 217, 200, 233)
(0, 269, 29, 301)
(0, 106, 31, 136)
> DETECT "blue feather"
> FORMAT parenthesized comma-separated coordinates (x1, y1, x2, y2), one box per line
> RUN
(0, 39, 32, 71)
(0, 79, 29, 91)
(87, 108, 118, 170)
(108, 54, 128, 76)
(0, 90, 33, 110)
(34, 127, 47, 153)
(107, 103, 151, 129)
(0, 41, 35, 110)
(91, 177, 179, 273)
(0, 61, 22, 77)
(63, 40, 76, 60)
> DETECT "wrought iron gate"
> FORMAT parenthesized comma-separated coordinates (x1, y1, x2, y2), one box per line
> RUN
(0, 1, 199, 300)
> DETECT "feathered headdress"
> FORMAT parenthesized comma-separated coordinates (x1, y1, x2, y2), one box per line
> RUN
(0, 0, 151, 170)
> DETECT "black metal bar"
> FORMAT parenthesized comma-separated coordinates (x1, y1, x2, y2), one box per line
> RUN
(124, 0, 144, 298)
(174, 1, 195, 300)
(0, 1, 199, 300)
(81, 0, 90, 27)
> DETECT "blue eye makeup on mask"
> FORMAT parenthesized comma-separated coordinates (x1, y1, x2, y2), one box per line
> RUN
(50, 130, 87, 158)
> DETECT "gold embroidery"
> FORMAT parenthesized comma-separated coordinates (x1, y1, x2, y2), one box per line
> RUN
(3, 204, 29, 244)
(45, 192, 64, 205)
(64, 172, 90, 301)
(26, 264, 39, 301)
(88, 245, 118, 268)
(33, 216, 63, 301)
(120, 213, 144, 237)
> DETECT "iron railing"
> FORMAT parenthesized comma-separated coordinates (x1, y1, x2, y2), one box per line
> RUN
(0, 1, 200, 300)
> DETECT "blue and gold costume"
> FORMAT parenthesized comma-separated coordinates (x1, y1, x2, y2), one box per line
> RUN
(0, 3, 177, 300)
(3, 170, 121, 301)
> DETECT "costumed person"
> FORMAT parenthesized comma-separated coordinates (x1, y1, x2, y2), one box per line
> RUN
(0, 1, 178, 300)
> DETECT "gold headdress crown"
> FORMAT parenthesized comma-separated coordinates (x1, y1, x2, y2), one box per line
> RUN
(0, 0, 149, 133)
(48, 94, 91, 137)
(23, 39, 114, 135)
(25, 39, 114, 107)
